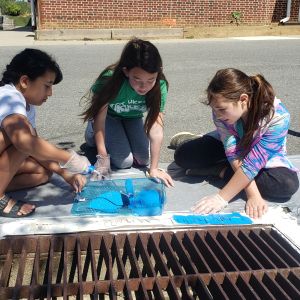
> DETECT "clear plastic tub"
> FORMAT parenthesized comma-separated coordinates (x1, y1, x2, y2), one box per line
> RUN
(71, 177, 166, 216)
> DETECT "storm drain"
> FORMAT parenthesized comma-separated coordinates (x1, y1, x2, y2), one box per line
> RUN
(0, 225, 300, 299)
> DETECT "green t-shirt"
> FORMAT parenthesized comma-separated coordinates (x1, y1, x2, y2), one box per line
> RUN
(91, 70, 167, 119)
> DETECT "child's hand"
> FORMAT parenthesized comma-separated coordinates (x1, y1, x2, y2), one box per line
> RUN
(191, 194, 228, 214)
(245, 196, 268, 219)
(64, 173, 87, 193)
(148, 168, 174, 188)
(91, 154, 111, 181)
(60, 150, 91, 174)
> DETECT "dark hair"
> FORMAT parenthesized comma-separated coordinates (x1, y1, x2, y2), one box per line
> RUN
(206, 68, 275, 155)
(81, 38, 168, 135)
(0, 48, 62, 87)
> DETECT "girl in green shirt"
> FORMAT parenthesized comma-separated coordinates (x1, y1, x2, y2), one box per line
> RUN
(81, 38, 174, 187)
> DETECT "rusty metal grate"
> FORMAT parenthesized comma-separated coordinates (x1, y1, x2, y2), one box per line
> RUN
(0, 225, 300, 299)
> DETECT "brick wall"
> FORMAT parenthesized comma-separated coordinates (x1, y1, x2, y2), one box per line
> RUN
(290, 0, 300, 21)
(37, 0, 297, 30)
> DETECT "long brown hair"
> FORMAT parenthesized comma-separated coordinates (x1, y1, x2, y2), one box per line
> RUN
(81, 38, 168, 135)
(206, 68, 275, 155)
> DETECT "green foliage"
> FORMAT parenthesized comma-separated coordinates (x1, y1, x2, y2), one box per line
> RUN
(0, 0, 9, 14)
(0, 0, 10, 14)
(231, 11, 242, 26)
(18, 1, 30, 15)
(6, 2, 21, 16)
(0, 0, 29, 16)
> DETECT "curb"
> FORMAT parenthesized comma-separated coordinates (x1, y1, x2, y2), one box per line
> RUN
(35, 28, 184, 41)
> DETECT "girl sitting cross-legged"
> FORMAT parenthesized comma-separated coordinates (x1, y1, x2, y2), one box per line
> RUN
(174, 68, 299, 218)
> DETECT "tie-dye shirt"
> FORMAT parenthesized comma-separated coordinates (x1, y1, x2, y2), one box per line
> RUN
(210, 98, 298, 180)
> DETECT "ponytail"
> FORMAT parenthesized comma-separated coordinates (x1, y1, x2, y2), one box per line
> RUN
(0, 65, 20, 86)
(240, 74, 275, 153)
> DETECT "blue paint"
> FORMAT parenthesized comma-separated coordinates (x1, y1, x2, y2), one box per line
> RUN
(173, 212, 253, 225)
(89, 191, 123, 213)
(71, 178, 166, 216)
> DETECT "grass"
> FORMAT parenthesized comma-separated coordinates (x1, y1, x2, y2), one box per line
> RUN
(8, 15, 31, 27)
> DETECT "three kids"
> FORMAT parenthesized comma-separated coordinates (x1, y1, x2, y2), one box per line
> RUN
(2, 45, 298, 220)
(174, 68, 299, 218)
(0, 48, 90, 218)
(82, 38, 174, 187)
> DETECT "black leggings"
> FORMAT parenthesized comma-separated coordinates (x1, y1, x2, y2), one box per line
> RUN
(174, 135, 299, 202)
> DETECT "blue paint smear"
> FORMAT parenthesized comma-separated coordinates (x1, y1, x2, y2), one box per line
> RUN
(173, 212, 253, 225)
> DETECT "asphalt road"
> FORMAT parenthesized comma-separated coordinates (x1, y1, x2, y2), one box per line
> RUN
(0, 37, 299, 163)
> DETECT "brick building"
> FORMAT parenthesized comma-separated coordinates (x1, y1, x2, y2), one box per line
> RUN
(34, 0, 299, 30)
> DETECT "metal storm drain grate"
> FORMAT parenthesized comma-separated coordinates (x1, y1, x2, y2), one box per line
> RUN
(0, 225, 300, 299)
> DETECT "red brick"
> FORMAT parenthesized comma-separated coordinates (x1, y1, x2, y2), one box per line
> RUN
(37, 0, 296, 30)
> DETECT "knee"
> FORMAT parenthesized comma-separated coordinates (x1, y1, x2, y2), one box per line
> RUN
(262, 172, 299, 201)
(283, 174, 299, 197)
(133, 155, 149, 167)
(111, 154, 133, 169)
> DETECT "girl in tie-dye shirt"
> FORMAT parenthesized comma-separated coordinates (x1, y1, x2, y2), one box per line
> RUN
(174, 68, 299, 219)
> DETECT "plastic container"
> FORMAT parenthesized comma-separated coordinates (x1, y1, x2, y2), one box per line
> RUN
(83, 165, 97, 175)
(71, 177, 166, 216)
